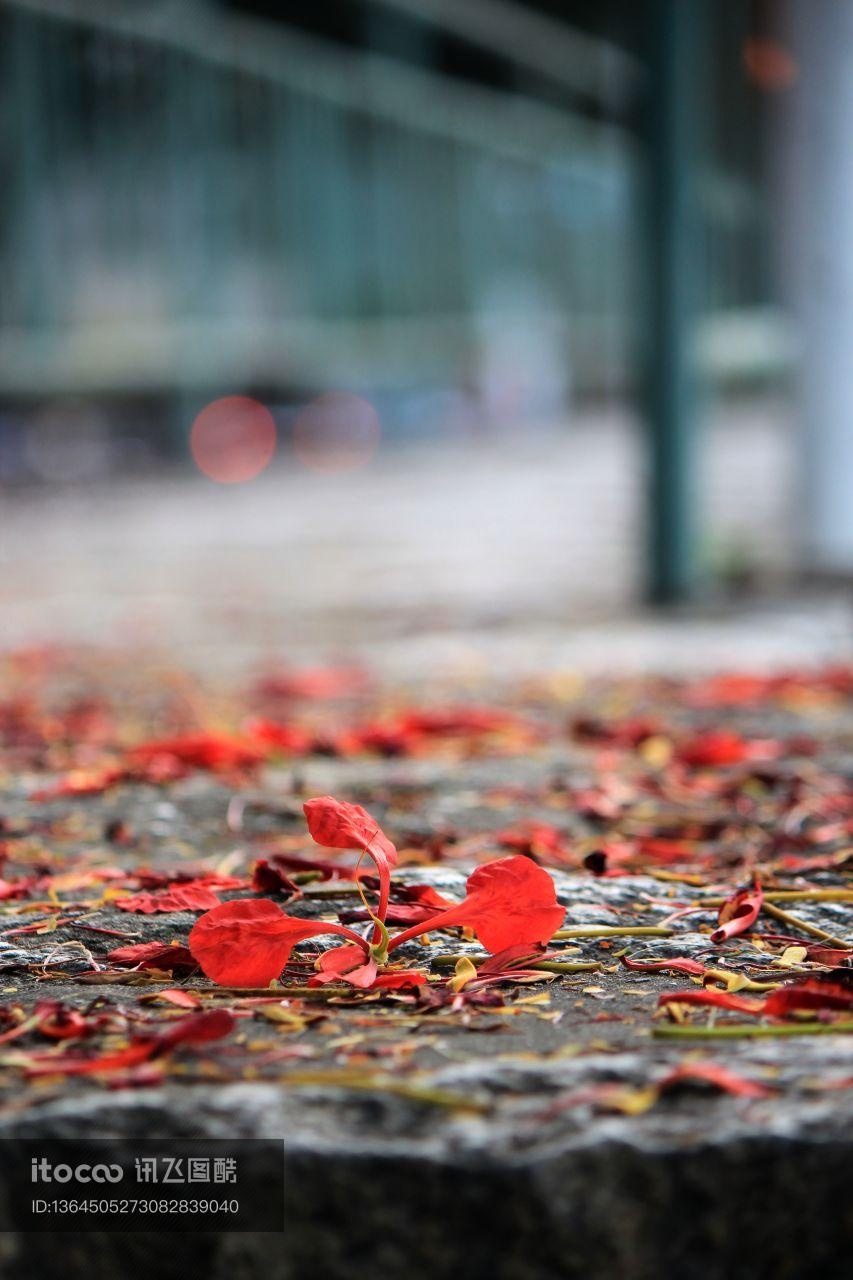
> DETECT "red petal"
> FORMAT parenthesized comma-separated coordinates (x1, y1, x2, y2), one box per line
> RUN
(311, 944, 379, 989)
(23, 1010, 235, 1077)
(130, 732, 264, 773)
(711, 883, 763, 944)
(251, 859, 301, 897)
(117, 882, 222, 914)
(676, 731, 762, 768)
(156, 1008, 235, 1048)
(310, 945, 426, 991)
(659, 1060, 772, 1098)
(658, 988, 764, 1014)
(763, 980, 853, 1016)
(303, 796, 397, 865)
(190, 900, 334, 987)
(369, 970, 427, 990)
(106, 941, 196, 971)
(462, 858, 565, 952)
(389, 856, 564, 954)
(303, 796, 397, 943)
(397, 883, 455, 909)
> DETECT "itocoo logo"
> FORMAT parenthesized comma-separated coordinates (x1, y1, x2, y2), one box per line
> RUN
(31, 1158, 122, 1184)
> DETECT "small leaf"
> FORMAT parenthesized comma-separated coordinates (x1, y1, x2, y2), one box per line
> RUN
(449, 956, 478, 993)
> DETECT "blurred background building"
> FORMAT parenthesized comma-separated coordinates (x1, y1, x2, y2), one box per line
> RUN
(0, 0, 849, 658)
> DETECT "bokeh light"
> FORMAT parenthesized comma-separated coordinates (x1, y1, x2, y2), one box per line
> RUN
(742, 38, 798, 92)
(189, 396, 277, 484)
(292, 392, 381, 474)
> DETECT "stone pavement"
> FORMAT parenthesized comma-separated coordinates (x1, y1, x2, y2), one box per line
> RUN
(0, 402, 814, 665)
(0, 652, 848, 1279)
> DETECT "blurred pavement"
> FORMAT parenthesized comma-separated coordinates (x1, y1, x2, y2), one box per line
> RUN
(1, 401, 850, 675)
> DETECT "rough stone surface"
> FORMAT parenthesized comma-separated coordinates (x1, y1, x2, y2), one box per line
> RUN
(0, 739, 850, 1277)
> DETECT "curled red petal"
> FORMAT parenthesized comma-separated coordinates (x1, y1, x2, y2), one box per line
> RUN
(711, 883, 763, 945)
(303, 796, 397, 864)
(303, 795, 397, 943)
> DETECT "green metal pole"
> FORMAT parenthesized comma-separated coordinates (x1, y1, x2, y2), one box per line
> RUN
(644, 0, 704, 603)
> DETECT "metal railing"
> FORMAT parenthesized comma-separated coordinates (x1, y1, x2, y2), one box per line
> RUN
(0, 0, 784, 401)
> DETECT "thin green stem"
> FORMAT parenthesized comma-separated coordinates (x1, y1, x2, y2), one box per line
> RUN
(554, 926, 674, 939)
(429, 954, 600, 975)
(701, 890, 853, 906)
(760, 901, 850, 948)
(654, 1021, 853, 1039)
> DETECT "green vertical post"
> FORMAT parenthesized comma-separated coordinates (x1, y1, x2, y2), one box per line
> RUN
(644, 0, 704, 603)
(9, 11, 50, 332)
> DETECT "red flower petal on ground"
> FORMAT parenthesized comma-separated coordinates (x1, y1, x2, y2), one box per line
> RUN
(659, 1060, 772, 1098)
(153, 1009, 237, 1050)
(658, 989, 764, 1014)
(303, 796, 397, 864)
(116, 882, 223, 914)
(571, 716, 662, 748)
(23, 1010, 235, 1077)
(0, 877, 36, 901)
(660, 980, 853, 1019)
(340, 878, 456, 926)
(251, 859, 301, 897)
(254, 852, 354, 883)
(804, 945, 853, 966)
(369, 971, 427, 990)
(396, 884, 456, 909)
(303, 796, 397, 941)
(129, 732, 265, 774)
(676, 731, 777, 768)
(340, 903, 458, 926)
(105, 941, 197, 971)
(310, 944, 378, 989)
(711, 882, 764, 944)
(309, 944, 427, 991)
(388, 856, 564, 954)
(684, 674, 777, 708)
(476, 943, 548, 974)
(189, 899, 367, 987)
(33, 1002, 105, 1041)
(496, 822, 573, 863)
(243, 718, 313, 755)
(762, 980, 853, 1017)
(397, 706, 523, 737)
